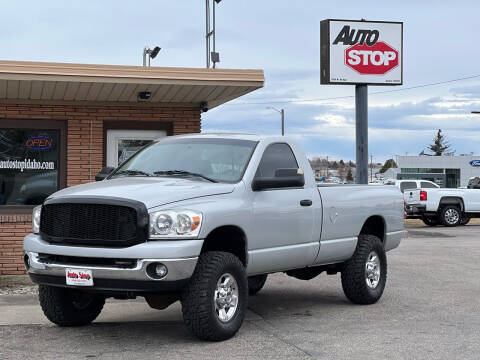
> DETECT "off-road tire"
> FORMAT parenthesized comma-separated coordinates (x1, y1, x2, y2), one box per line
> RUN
(248, 274, 268, 296)
(181, 251, 247, 341)
(440, 205, 462, 227)
(38, 285, 105, 326)
(422, 216, 439, 227)
(459, 216, 470, 226)
(341, 234, 387, 305)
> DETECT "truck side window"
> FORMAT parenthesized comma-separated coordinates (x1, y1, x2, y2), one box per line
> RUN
(400, 181, 417, 193)
(255, 143, 298, 178)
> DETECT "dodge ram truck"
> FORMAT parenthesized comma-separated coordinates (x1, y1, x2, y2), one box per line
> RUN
(24, 134, 405, 341)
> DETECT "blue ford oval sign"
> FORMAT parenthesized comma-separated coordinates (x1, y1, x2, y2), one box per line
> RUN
(469, 160, 480, 167)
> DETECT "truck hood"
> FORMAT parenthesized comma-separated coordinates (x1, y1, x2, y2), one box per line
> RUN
(49, 177, 235, 209)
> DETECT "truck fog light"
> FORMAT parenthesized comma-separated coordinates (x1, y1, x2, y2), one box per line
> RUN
(146, 262, 168, 279)
(155, 264, 168, 278)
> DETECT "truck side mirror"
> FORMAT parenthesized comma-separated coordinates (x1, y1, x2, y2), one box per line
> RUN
(252, 168, 305, 191)
(95, 166, 115, 181)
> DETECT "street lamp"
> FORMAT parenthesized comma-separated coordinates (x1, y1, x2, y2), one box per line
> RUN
(143, 46, 161, 67)
(266, 107, 285, 136)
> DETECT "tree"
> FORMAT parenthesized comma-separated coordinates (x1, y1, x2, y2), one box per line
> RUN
(380, 159, 397, 174)
(338, 163, 346, 179)
(428, 129, 452, 156)
(346, 168, 354, 182)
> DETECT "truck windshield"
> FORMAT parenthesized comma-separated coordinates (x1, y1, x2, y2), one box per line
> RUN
(110, 137, 257, 183)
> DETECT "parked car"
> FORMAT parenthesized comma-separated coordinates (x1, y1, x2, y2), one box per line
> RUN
(404, 186, 480, 226)
(24, 134, 405, 341)
(467, 176, 480, 189)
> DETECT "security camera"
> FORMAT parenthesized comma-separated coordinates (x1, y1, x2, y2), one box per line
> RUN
(138, 91, 151, 101)
(200, 102, 209, 113)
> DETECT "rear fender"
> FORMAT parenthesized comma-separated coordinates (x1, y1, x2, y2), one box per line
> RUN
(438, 197, 464, 212)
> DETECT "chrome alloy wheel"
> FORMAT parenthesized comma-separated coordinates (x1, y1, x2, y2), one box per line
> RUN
(365, 251, 381, 289)
(444, 208, 460, 225)
(214, 273, 239, 323)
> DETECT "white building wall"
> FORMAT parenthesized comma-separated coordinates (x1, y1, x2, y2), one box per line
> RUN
(397, 155, 480, 186)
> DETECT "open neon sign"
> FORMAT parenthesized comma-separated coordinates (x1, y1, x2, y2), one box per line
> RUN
(25, 135, 53, 151)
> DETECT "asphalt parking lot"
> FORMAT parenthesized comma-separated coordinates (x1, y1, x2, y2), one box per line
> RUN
(1, 222, 479, 360)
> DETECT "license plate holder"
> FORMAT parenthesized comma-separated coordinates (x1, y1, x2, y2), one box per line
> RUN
(65, 268, 93, 286)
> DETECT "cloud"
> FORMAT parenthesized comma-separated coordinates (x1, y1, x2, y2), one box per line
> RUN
(204, 82, 480, 162)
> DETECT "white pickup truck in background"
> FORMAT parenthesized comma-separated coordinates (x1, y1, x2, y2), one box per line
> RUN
(404, 186, 480, 226)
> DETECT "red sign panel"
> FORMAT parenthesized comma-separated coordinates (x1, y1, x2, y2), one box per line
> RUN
(345, 41, 399, 75)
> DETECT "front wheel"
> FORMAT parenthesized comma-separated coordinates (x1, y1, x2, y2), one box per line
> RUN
(38, 285, 105, 326)
(440, 206, 462, 227)
(341, 234, 387, 305)
(181, 251, 248, 341)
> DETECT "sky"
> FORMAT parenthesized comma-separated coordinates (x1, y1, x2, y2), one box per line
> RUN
(0, 1, 479, 162)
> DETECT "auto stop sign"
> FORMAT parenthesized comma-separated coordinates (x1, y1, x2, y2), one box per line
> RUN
(321, 20, 403, 85)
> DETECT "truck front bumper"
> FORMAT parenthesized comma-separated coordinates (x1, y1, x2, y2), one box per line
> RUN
(23, 233, 203, 293)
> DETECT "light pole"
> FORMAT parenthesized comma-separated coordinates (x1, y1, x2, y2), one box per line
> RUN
(266, 107, 285, 135)
(205, 0, 222, 68)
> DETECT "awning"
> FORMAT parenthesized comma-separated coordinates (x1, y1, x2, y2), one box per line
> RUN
(0, 60, 264, 109)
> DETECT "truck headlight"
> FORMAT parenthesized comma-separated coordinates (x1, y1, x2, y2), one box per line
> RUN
(149, 210, 202, 239)
(32, 205, 42, 234)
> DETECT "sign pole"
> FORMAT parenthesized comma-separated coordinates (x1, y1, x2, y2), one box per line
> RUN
(355, 84, 368, 184)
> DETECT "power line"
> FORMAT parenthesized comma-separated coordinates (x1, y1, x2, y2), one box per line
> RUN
(225, 74, 480, 106)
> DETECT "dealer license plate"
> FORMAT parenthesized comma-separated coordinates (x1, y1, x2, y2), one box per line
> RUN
(65, 268, 94, 286)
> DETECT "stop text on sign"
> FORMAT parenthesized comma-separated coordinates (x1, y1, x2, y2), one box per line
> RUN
(345, 42, 399, 75)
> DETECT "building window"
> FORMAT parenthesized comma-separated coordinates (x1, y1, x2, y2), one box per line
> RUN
(401, 168, 444, 174)
(0, 120, 66, 208)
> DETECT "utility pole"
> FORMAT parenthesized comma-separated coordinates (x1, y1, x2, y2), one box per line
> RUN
(281, 109, 284, 136)
(370, 155, 373, 182)
(326, 156, 329, 178)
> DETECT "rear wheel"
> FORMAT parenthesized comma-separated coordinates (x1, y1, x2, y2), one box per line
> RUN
(39, 285, 105, 326)
(248, 274, 268, 296)
(422, 216, 439, 227)
(341, 234, 387, 305)
(440, 205, 462, 227)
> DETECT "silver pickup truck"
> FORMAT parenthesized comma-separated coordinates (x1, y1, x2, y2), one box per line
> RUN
(24, 134, 405, 341)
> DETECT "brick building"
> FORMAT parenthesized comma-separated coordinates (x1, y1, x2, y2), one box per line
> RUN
(0, 60, 264, 274)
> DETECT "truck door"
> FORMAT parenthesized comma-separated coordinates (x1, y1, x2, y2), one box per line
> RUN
(248, 143, 317, 274)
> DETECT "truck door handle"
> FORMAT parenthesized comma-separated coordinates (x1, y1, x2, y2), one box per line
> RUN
(300, 199, 312, 207)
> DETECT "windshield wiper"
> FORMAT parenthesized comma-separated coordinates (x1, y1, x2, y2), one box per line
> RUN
(153, 170, 218, 183)
(114, 169, 152, 177)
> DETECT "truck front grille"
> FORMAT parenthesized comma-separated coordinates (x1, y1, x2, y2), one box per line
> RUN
(40, 201, 147, 247)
